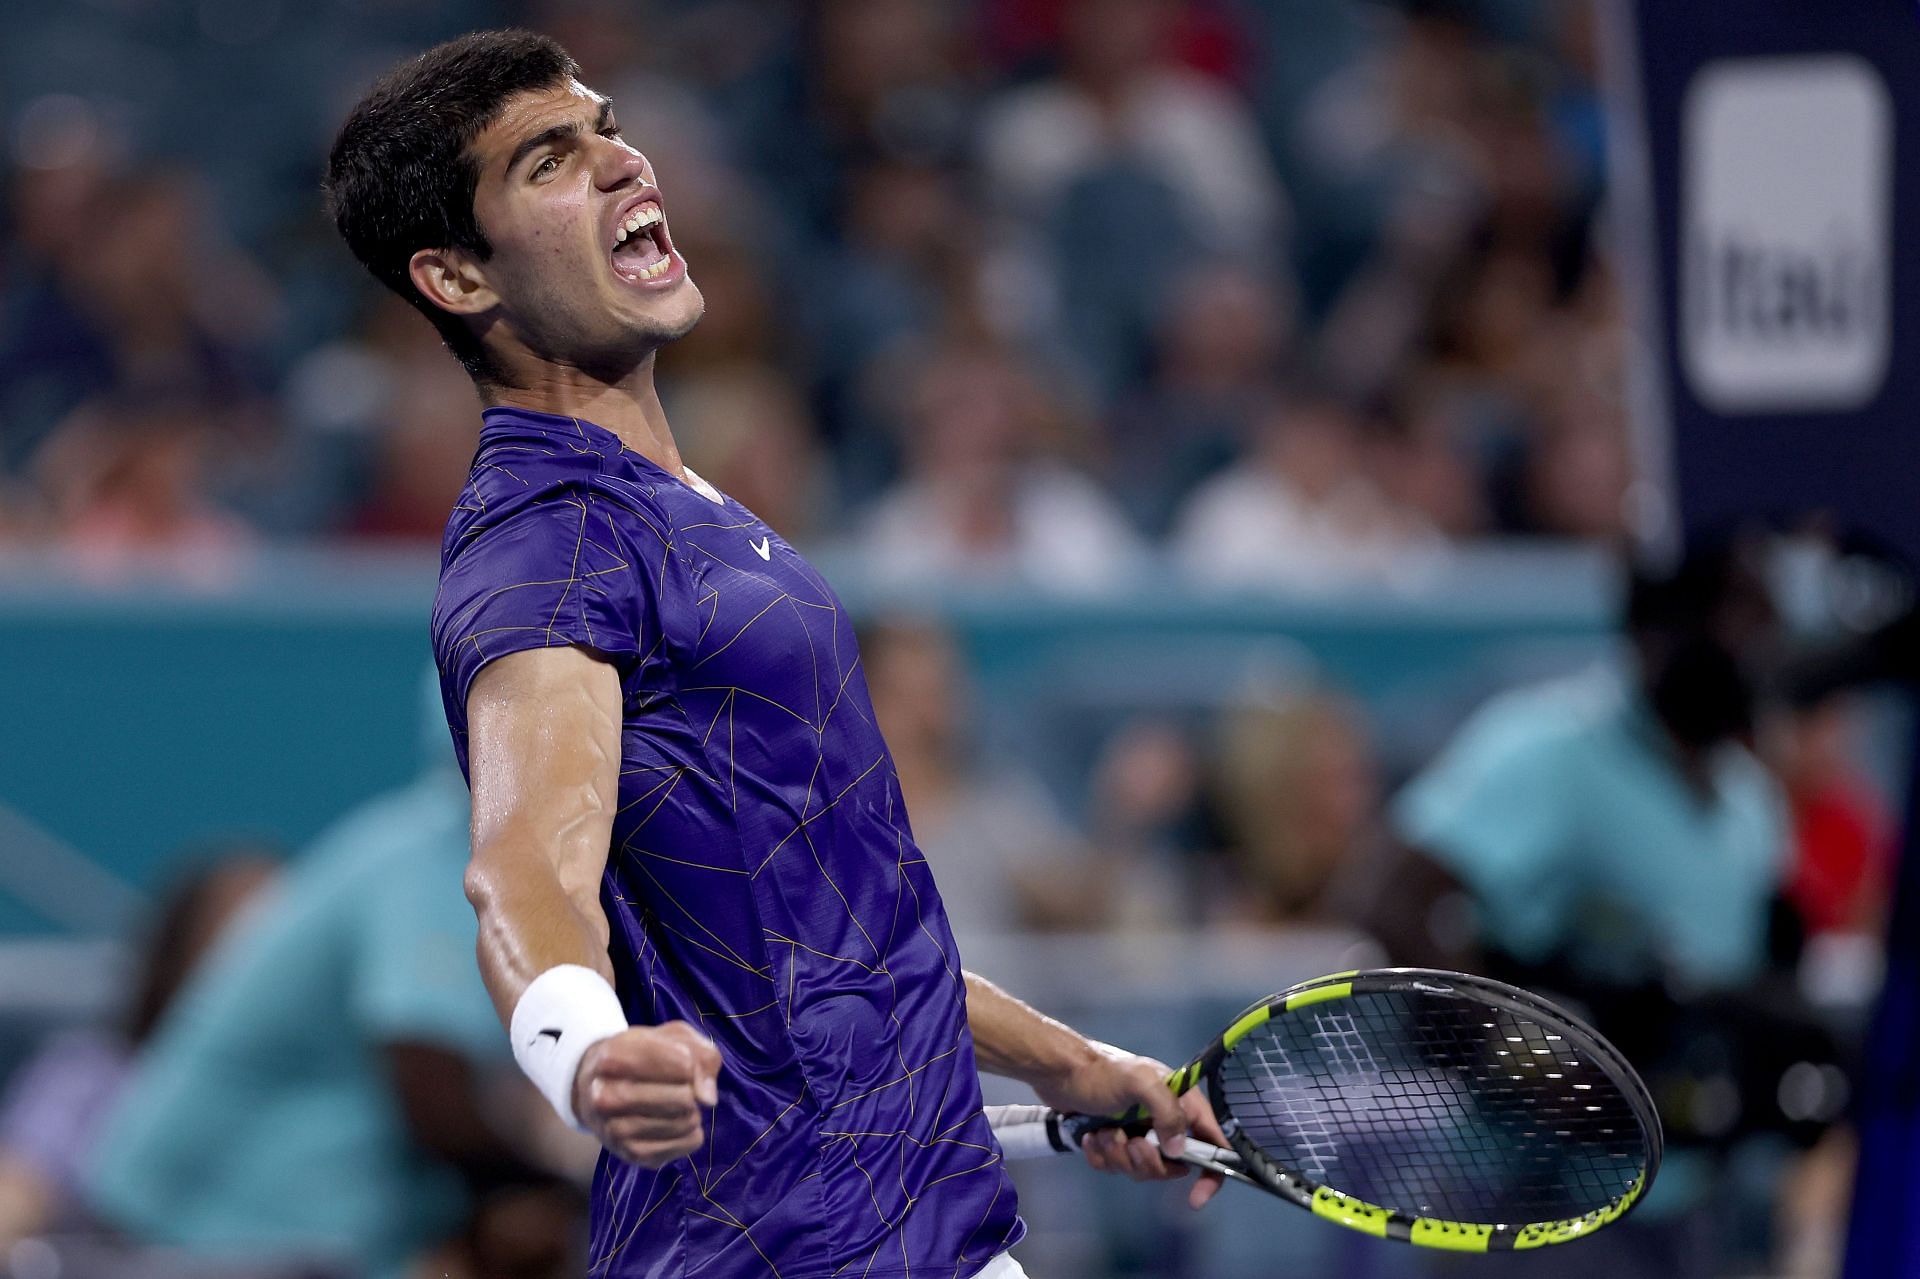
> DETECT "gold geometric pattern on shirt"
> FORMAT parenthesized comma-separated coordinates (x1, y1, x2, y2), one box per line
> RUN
(442, 423, 1005, 1278)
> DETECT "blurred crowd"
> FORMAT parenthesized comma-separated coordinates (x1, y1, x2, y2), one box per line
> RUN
(1, 0, 1631, 584)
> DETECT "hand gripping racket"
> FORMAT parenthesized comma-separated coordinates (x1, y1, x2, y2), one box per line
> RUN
(987, 968, 1662, 1252)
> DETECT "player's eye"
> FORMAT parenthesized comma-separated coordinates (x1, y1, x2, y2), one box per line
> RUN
(600, 125, 624, 142)
(532, 154, 561, 180)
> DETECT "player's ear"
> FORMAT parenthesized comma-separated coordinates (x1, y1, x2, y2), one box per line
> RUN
(408, 246, 498, 318)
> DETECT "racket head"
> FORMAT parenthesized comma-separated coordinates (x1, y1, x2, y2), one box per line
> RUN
(1202, 968, 1662, 1251)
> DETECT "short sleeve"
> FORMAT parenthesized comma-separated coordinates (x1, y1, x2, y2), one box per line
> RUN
(1391, 693, 1583, 958)
(432, 483, 647, 726)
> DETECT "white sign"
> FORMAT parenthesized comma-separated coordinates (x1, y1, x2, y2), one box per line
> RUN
(1680, 56, 1892, 413)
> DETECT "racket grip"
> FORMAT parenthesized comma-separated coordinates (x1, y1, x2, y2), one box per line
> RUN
(987, 1104, 1243, 1175)
(985, 1105, 1077, 1160)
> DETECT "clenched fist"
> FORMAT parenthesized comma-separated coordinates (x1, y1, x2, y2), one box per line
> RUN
(571, 1021, 722, 1167)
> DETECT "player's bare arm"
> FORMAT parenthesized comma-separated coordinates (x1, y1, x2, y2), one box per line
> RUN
(465, 644, 720, 1167)
(964, 972, 1225, 1208)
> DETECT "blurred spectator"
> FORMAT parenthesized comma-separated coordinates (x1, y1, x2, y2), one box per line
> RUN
(1511, 391, 1632, 542)
(30, 395, 257, 582)
(1078, 717, 1209, 930)
(1340, 537, 1833, 1275)
(0, 847, 277, 1251)
(798, 152, 978, 498)
(0, 163, 281, 464)
(1206, 688, 1380, 926)
(55, 169, 282, 397)
(1365, 379, 1488, 539)
(670, 368, 834, 544)
(979, 0, 1285, 262)
(976, 0, 1287, 394)
(730, 0, 976, 253)
(345, 338, 486, 541)
(88, 687, 581, 1279)
(0, 95, 125, 471)
(1765, 692, 1893, 940)
(1370, 537, 1789, 990)
(274, 294, 436, 537)
(1109, 262, 1297, 535)
(655, 229, 785, 380)
(1171, 388, 1444, 592)
(861, 616, 1102, 932)
(857, 342, 1143, 591)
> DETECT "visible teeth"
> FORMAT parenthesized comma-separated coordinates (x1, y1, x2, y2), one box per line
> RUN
(636, 253, 673, 280)
(617, 205, 663, 244)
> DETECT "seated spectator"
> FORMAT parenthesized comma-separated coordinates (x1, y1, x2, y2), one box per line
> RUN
(0, 96, 124, 472)
(860, 616, 1097, 933)
(52, 167, 281, 400)
(343, 338, 487, 541)
(0, 847, 278, 1251)
(1078, 716, 1213, 931)
(1366, 378, 1488, 540)
(1171, 388, 1443, 592)
(88, 685, 582, 1279)
(799, 152, 976, 500)
(857, 342, 1143, 592)
(1765, 690, 1893, 941)
(1510, 389, 1632, 543)
(1206, 687, 1381, 926)
(978, 0, 1287, 265)
(734, 0, 976, 251)
(1109, 262, 1298, 535)
(32, 395, 256, 580)
(669, 367, 835, 546)
(975, 0, 1288, 396)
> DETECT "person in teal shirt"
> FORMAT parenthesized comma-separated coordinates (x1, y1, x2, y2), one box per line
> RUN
(88, 685, 575, 1278)
(1373, 539, 1789, 991)
(1393, 661, 1787, 990)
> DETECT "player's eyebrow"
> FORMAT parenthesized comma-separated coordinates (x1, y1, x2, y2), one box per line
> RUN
(503, 98, 613, 180)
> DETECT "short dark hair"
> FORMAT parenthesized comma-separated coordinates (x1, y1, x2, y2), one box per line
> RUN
(325, 30, 578, 379)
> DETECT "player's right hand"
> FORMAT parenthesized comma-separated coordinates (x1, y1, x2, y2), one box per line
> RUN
(571, 1021, 722, 1167)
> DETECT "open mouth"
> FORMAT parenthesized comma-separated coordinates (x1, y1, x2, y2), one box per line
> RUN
(611, 198, 677, 283)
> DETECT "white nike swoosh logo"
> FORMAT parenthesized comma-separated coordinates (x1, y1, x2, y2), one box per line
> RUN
(751, 537, 771, 561)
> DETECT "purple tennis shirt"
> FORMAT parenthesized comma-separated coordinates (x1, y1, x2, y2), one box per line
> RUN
(432, 406, 1022, 1279)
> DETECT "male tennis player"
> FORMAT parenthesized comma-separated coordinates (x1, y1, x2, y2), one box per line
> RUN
(327, 30, 1223, 1278)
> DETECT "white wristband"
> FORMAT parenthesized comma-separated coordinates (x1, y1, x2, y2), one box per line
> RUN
(510, 964, 630, 1132)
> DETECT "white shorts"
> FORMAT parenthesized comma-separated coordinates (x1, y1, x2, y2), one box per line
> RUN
(976, 1253, 1029, 1279)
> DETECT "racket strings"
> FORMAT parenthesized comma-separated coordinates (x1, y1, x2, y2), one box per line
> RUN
(1218, 991, 1647, 1225)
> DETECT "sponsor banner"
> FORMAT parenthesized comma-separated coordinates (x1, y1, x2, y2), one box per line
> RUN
(1617, 0, 1920, 567)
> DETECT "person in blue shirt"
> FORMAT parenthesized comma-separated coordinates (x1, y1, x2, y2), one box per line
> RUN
(324, 30, 1224, 1279)
(88, 684, 579, 1279)
(1366, 538, 1789, 990)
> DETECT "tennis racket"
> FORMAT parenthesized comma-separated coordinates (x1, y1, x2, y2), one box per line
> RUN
(987, 968, 1661, 1252)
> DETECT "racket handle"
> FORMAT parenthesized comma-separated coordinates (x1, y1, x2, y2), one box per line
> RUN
(985, 1104, 1074, 1160)
(985, 1104, 1241, 1173)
